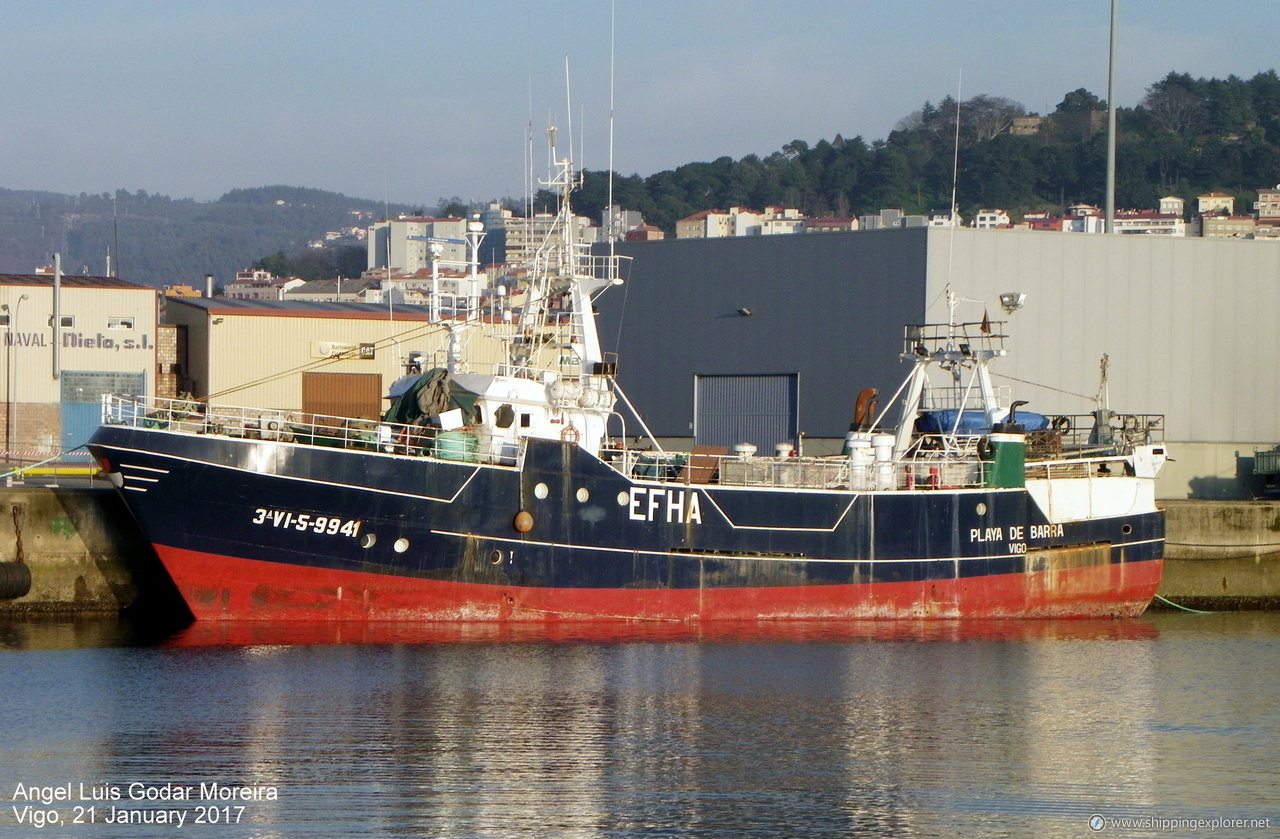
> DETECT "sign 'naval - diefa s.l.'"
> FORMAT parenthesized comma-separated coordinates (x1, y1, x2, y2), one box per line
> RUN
(5, 331, 153, 351)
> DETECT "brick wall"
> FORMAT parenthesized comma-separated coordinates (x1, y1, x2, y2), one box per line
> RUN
(155, 323, 187, 399)
(1, 402, 61, 461)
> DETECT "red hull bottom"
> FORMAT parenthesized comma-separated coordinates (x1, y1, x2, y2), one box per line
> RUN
(155, 545, 1163, 622)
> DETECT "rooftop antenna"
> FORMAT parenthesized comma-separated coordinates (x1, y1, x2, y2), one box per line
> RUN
(945, 71, 963, 339)
(949, 70, 962, 227)
(547, 120, 557, 173)
(525, 119, 534, 219)
(526, 49, 535, 220)
(111, 195, 120, 277)
(564, 55, 575, 169)
(547, 112, 556, 173)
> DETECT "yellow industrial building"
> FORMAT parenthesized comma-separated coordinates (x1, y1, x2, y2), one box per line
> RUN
(0, 273, 161, 460)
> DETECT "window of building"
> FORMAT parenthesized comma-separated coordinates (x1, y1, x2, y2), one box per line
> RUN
(107, 316, 135, 330)
(0, 314, 9, 328)
(51, 315, 74, 328)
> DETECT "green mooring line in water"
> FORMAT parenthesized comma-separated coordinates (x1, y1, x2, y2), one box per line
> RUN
(1154, 593, 1215, 614)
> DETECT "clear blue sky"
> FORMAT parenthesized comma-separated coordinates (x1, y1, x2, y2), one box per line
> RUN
(4, 0, 1278, 208)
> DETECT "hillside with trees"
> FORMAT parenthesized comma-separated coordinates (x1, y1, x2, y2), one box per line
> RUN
(0, 186, 410, 287)
(567, 70, 1280, 232)
(1, 70, 1276, 286)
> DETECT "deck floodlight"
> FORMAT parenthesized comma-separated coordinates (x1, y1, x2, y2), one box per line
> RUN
(999, 292, 1026, 314)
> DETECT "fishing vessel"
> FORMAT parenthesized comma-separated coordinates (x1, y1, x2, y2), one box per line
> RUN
(87, 156, 1166, 622)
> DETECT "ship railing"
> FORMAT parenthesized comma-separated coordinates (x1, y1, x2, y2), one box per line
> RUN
(604, 423, 1165, 493)
(911, 412, 1164, 458)
(610, 446, 988, 492)
(610, 447, 855, 491)
(100, 394, 516, 466)
(919, 386, 1015, 413)
(1024, 412, 1165, 456)
(575, 252, 632, 284)
(904, 321, 1009, 358)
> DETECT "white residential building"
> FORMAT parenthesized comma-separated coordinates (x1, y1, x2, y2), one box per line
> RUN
(367, 217, 469, 274)
(973, 209, 1011, 229)
(1256, 185, 1280, 219)
(602, 205, 644, 240)
(1064, 205, 1106, 234)
(676, 206, 804, 239)
(1197, 192, 1235, 216)
(1159, 196, 1186, 218)
(1113, 211, 1186, 236)
(858, 209, 904, 231)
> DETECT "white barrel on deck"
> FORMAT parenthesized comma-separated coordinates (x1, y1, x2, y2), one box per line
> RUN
(847, 439, 873, 490)
(871, 434, 895, 461)
(871, 433, 896, 490)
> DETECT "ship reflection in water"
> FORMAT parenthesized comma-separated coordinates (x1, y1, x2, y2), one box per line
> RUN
(0, 613, 1276, 837)
(164, 616, 1159, 647)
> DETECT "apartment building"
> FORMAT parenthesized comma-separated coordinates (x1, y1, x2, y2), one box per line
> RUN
(367, 217, 469, 274)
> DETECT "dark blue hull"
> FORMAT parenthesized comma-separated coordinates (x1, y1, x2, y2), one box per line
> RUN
(87, 426, 1164, 620)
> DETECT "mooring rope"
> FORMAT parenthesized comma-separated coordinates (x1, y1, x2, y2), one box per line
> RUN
(1153, 593, 1215, 614)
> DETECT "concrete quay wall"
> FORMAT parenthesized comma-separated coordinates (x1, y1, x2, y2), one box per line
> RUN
(0, 486, 180, 616)
(1158, 500, 1280, 610)
(0, 488, 1276, 615)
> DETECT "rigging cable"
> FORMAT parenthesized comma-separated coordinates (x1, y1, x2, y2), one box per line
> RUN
(202, 316, 453, 402)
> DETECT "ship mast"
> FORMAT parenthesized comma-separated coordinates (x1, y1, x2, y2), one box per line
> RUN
(518, 127, 619, 375)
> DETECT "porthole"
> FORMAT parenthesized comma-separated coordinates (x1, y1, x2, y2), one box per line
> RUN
(393, 538, 409, 553)
(576, 487, 590, 503)
(617, 491, 630, 506)
(1121, 524, 1132, 535)
(359, 533, 377, 549)
(975, 502, 988, 516)
(489, 549, 505, 565)
(534, 482, 549, 499)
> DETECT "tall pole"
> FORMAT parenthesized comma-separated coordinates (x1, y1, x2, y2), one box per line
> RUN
(3, 303, 10, 460)
(386, 261, 393, 322)
(1105, 0, 1118, 234)
(52, 253, 61, 381)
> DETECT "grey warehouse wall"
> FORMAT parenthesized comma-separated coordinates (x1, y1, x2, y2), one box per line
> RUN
(595, 229, 929, 441)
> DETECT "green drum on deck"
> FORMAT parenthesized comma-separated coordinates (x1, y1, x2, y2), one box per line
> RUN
(984, 432, 1026, 488)
(434, 431, 479, 462)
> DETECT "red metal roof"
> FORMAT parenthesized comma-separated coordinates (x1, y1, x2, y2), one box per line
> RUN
(0, 273, 150, 290)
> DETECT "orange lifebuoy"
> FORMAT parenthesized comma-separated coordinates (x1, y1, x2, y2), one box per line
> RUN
(560, 425, 580, 444)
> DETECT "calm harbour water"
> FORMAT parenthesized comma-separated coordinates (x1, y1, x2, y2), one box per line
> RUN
(0, 612, 1276, 838)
